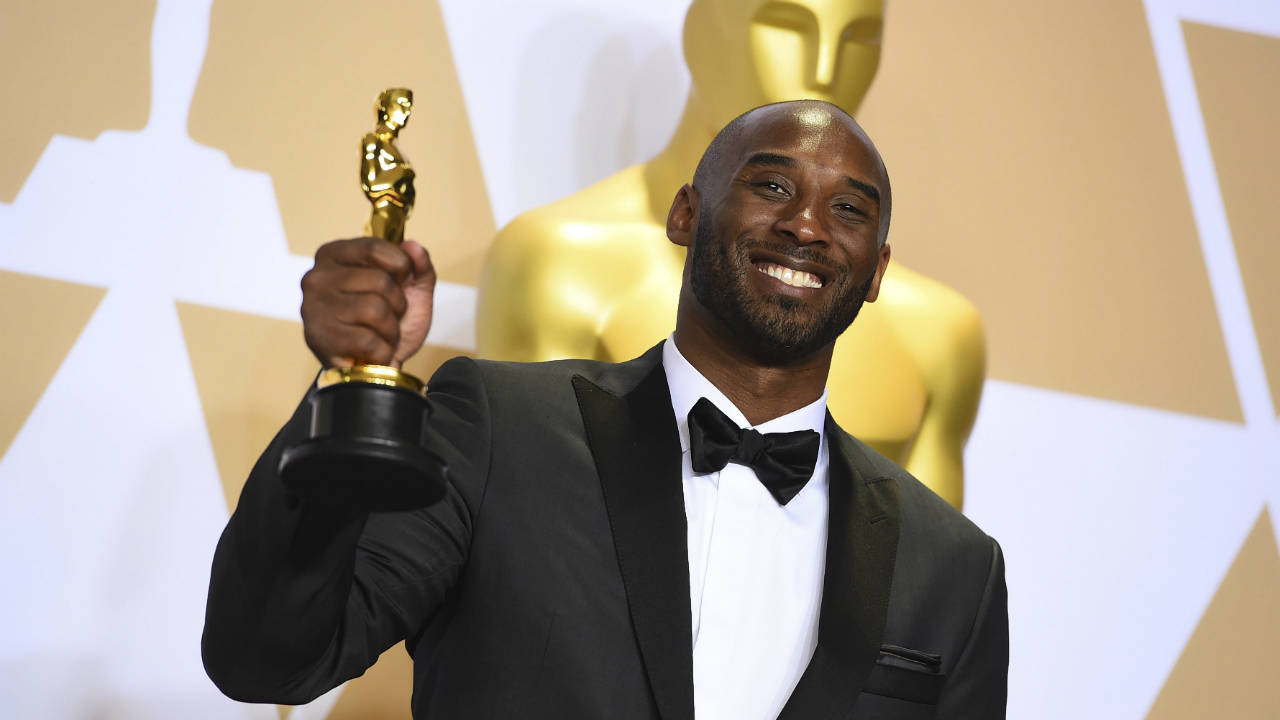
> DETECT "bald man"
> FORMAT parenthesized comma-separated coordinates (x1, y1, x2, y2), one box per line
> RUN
(203, 101, 1008, 719)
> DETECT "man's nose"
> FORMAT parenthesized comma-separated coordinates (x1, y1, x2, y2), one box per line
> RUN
(774, 196, 827, 246)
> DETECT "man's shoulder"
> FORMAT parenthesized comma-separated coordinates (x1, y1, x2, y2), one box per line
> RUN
(439, 344, 664, 398)
(829, 424, 994, 550)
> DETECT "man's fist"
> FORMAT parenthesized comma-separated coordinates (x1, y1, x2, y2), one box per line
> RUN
(300, 237, 436, 369)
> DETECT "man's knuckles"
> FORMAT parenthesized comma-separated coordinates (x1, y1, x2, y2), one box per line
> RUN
(370, 271, 408, 311)
(345, 293, 393, 327)
(350, 328, 393, 364)
(349, 237, 411, 278)
(299, 266, 323, 294)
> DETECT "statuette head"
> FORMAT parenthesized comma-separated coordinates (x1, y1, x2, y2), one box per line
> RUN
(683, 0, 884, 131)
(376, 88, 414, 132)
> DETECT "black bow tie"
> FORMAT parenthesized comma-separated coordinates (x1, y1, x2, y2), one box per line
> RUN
(687, 397, 821, 506)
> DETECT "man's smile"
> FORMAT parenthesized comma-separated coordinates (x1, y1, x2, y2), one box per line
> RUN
(747, 248, 834, 293)
(754, 261, 823, 289)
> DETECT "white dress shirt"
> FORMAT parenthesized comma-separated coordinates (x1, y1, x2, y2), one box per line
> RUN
(661, 338, 830, 720)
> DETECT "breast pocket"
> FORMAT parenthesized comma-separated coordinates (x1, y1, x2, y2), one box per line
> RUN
(857, 644, 945, 718)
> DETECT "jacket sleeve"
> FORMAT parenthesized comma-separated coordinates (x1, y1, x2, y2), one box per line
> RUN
(201, 356, 492, 704)
(936, 537, 1009, 718)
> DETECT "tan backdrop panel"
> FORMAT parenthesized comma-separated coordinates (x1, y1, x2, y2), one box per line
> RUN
(1147, 508, 1280, 719)
(275, 645, 415, 720)
(1183, 22, 1280, 418)
(325, 644, 414, 720)
(176, 302, 318, 510)
(188, 0, 494, 285)
(0, 270, 105, 459)
(856, 0, 1239, 420)
(0, 0, 155, 202)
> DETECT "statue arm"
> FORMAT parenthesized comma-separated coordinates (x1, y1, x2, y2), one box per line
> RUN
(901, 297, 986, 509)
(360, 133, 413, 199)
(476, 216, 611, 361)
(359, 133, 380, 177)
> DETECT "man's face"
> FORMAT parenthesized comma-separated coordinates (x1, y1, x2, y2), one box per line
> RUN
(687, 108, 889, 364)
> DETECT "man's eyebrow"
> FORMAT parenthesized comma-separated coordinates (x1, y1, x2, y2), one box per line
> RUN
(744, 152, 881, 204)
(844, 176, 880, 204)
(743, 152, 798, 169)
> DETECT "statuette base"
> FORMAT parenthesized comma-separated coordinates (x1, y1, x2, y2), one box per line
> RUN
(279, 373, 446, 511)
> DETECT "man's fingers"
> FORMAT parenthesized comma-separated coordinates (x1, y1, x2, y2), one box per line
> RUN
(401, 240, 429, 277)
(306, 317, 396, 367)
(402, 240, 437, 292)
(334, 326, 396, 366)
(319, 236, 414, 282)
(303, 237, 432, 369)
(334, 292, 402, 350)
(336, 267, 408, 316)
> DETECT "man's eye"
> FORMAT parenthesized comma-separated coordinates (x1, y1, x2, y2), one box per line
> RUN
(758, 182, 787, 194)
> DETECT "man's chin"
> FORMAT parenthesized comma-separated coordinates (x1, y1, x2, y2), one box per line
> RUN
(742, 337, 829, 366)
(733, 319, 832, 365)
(751, 300, 866, 363)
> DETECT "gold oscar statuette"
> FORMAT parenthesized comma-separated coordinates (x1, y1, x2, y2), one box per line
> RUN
(278, 88, 448, 511)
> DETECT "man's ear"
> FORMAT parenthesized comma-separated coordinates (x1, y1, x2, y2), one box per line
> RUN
(863, 243, 892, 303)
(667, 184, 698, 247)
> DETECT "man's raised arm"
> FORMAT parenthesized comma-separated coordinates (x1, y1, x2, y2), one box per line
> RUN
(201, 238, 489, 703)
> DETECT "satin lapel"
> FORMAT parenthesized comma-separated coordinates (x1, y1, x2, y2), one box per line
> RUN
(779, 415, 901, 719)
(572, 362, 694, 720)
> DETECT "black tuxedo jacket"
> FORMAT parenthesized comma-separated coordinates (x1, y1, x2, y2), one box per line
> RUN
(203, 344, 1007, 719)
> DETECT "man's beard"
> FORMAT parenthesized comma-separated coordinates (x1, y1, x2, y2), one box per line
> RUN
(689, 211, 875, 365)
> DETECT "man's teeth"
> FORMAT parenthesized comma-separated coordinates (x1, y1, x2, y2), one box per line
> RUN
(758, 262, 823, 289)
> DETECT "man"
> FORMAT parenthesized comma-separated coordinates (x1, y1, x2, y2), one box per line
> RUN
(203, 100, 1008, 718)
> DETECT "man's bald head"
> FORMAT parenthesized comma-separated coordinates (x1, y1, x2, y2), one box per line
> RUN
(691, 100, 892, 246)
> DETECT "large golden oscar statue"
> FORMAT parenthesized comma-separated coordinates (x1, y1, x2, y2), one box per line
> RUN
(477, 0, 984, 508)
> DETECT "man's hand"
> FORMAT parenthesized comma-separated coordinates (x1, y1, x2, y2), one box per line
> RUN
(300, 237, 436, 369)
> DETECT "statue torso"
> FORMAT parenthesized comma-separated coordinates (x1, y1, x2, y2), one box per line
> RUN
(361, 132, 415, 205)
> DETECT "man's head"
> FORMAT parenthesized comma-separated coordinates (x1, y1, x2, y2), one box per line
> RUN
(682, 0, 884, 132)
(668, 100, 892, 366)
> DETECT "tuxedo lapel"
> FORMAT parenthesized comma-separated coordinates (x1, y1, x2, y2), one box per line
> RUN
(779, 415, 901, 719)
(572, 354, 694, 720)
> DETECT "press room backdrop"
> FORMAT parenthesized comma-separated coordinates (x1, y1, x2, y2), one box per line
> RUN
(1, 0, 1277, 717)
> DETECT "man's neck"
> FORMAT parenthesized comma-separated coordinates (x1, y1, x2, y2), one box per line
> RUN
(672, 318, 832, 427)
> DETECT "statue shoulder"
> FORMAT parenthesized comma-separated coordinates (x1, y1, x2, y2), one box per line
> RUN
(488, 209, 614, 275)
(491, 164, 666, 266)
(479, 165, 665, 361)
(879, 265, 983, 340)
(875, 264, 985, 385)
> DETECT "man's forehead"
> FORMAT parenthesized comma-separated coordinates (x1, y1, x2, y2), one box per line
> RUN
(734, 107, 883, 181)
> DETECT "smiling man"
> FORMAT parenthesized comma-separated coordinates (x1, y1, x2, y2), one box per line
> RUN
(203, 100, 1008, 719)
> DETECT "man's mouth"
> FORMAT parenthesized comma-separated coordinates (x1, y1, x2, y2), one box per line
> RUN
(753, 260, 824, 289)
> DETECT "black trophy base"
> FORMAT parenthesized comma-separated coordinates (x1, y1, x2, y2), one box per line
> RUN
(279, 379, 447, 512)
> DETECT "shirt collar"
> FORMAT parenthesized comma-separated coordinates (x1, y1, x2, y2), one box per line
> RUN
(662, 336, 829, 454)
